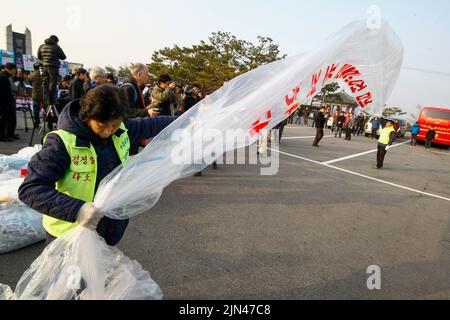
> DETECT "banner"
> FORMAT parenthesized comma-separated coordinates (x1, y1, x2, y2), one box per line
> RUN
(22, 55, 38, 71)
(59, 60, 69, 76)
(12, 32, 26, 70)
(0, 50, 15, 65)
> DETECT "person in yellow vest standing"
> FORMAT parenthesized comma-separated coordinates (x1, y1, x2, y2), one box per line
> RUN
(374, 121, 396, 169)
(19, 85, 177, 246)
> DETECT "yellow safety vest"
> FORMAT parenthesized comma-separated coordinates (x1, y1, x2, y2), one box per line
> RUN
(43, 123, 130, 237)
(378, 126, 395, 145)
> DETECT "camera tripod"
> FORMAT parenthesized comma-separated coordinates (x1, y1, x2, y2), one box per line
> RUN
(20, 91, 35, 133)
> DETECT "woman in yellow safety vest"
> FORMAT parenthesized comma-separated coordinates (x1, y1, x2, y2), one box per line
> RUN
(19, 85, 176, 246)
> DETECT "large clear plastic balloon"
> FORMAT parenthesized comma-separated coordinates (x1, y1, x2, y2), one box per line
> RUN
(95, 19, 403, 220)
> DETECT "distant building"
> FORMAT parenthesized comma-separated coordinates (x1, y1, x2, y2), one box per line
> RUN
(322, 91, 359, 114)
(302, 91, 359, 114)
(3, 24, 33, 69)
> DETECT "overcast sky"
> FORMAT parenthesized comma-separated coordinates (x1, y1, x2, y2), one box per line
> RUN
(1, 0, 449, 115)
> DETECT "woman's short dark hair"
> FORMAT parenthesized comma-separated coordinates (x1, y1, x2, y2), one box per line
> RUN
(80, 85, 127, 122)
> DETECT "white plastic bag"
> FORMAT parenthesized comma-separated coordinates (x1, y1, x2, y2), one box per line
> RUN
(0, 202, 45, 254)
(0, 145, 41, 176)
(1, 19, 403, 300)
(0, 146, 46, 254)
(0, 227, 162, 300)
(0, 177, 23, 202)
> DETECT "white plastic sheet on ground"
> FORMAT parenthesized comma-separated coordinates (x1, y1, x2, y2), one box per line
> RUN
(0, 202, 46, 254)
(0, 146, 45, 255)
(1, 20, 403, 300)
(0, 145, 42, 177)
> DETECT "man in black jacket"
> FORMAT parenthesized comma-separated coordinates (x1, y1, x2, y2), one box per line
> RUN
(183, 87, 200, 113)
(0, 63, 17, 141)
(69, 68, 88, 101)
(313, 107, 326, 147)
(335, 112, 346, 139)
(37, 35, 67, 105)
(119, 63, 156, 119)
(425, 127, 437, 150)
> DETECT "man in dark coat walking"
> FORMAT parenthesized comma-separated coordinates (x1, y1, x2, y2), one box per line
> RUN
(313, 107, 327, 147)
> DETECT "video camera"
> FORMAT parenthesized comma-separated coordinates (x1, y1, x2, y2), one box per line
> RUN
(34, 62, 48, 80)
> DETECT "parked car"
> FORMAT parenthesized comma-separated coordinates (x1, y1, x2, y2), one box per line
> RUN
(364, 117, 390, 137)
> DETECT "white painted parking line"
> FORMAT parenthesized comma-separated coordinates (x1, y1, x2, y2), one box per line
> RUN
(431, 150, 450, 157)
(282, 135, 334, 140)
(270, 148, 450, 203)
(322, 141, 411, 165)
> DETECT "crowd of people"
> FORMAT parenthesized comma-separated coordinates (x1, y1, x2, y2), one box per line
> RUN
(286, 106, 370, 148)
(0, 34, 207, 144)
(0, 64, 204, 143)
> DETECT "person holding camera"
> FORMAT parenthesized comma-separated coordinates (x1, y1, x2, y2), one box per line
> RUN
(58, 75, 73, 111)
(183, 86, 200, 113)
(28, 63, 44, 128)
(37, 35, 67, 105)
(150, 74, 176, 116)
(106, 73, 117, 85)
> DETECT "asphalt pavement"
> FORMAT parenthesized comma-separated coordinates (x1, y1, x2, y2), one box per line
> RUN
(1, 115, 450, 300)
